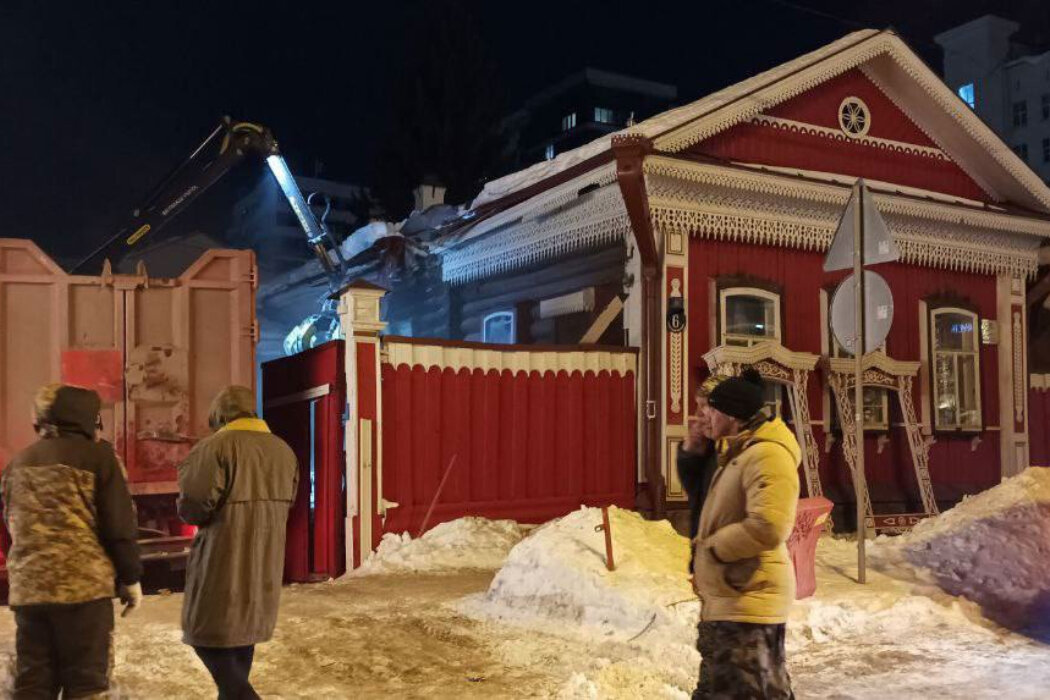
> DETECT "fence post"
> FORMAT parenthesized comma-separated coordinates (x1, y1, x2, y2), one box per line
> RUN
(337, 280, 387, 572)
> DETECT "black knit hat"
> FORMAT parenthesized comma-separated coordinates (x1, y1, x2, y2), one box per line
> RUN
(707, 368, 765, 420)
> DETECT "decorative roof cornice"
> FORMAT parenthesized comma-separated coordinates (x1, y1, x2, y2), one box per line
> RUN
(645, 156, 1050, 238)
(441, 183, 629, 285)
(644, 157, 1046, 278)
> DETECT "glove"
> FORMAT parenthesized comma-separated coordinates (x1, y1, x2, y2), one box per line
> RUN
(118, 582, 143, 617)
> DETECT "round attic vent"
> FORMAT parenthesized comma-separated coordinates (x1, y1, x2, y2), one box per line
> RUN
(838, 97, 871, 137)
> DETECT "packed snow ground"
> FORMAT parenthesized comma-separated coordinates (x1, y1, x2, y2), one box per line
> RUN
(1, 480, 1048, 698)
(868, 467, 1050, 634)
(349, 517, 529, 575)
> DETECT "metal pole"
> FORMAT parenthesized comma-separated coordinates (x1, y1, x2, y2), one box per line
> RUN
(853, 181, 867, 584)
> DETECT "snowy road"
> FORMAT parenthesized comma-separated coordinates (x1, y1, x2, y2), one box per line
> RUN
(0, 505, 1048, 697)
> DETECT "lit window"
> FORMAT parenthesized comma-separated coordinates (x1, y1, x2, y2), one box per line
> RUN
(594, 107, 615, 124)
(828, 318, 889, 430)
(719, 287, 782, 416)
(1013, 100, 1027, 127)
(1014, 143, 1029, 162)
(720, 288, 780, 346)
(957, 83, 975, 109)
(483, 311, 515, 344)
(545, 143, 555, 160)
(561, 112, 577, 131)
(930, 308, 982, 431)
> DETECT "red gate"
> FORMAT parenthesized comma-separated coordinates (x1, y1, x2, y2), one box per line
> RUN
(262, 342, 346, 582)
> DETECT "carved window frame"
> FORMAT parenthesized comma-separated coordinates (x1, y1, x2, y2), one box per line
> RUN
(482, 310, 516, 344)
(928, 304, 983, 433)
(717, 284, 783, 416)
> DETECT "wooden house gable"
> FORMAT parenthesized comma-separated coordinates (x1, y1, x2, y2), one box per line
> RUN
(680, 69, 992, 202)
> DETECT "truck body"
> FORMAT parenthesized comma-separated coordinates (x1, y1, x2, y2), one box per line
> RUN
(0, 238, 257, 568)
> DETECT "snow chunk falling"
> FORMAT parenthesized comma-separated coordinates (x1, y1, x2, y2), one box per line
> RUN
(869, 467, 1050, 632)
(350, 517, 528, 575)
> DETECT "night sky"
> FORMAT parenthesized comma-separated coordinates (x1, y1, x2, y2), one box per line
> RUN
(2, 0, 1047, 266)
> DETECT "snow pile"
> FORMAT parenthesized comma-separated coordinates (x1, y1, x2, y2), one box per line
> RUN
(463, 506, 695, 637)
(869, 467, 1050, 631)
(351, 517, 528, 575)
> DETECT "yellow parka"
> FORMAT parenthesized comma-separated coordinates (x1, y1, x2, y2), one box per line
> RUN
(692, 416, 801, 624)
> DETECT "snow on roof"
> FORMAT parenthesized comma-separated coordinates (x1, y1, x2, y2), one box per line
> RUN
(474, 27, 1050, 214)
(472, 29, 881, 208)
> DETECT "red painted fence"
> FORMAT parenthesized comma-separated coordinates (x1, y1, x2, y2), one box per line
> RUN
(378, 339, 638, 537)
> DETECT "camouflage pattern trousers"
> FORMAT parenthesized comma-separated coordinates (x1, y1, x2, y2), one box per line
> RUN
(693, 621, 795, 700)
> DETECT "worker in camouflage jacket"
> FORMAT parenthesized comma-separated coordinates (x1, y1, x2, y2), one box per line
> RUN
(179, 385, 298, 700)
(2, 384, 142, 699)
(691, 368, 800, 700)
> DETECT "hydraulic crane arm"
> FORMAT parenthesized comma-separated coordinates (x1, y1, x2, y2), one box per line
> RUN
(72, 118, 347, 289)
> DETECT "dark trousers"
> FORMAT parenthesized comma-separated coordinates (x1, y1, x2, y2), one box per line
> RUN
(193, 645, 260, 700)
(693, 621, 794, 700)
(12, 597, 114, 699)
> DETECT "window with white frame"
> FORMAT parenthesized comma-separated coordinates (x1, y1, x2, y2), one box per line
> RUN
(594, 107, 615, 124)
(719, 287, 782, 416)
(720, 287, 780, 346)
(561, 112, 577, 131)
(930, 307, 982, 431)
(828, 320, 890, 430)
(482, 311, 516, 344)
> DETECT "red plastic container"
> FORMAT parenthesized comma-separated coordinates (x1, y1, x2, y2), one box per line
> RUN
(787, 496, 834, 599)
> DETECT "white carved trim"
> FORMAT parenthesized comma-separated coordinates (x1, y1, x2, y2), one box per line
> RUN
(650, 31, 1050, 211)
(442, 184, 630, 284)
(752, 115, 947, 159)
(826, 351, 920, 380)
(460, 162, 619, 244)
(645, 157, 1050, 238)
(383, 340, 637, 377)
(838, 96, 872, 137)
(654, 34, 894, 152)
(644, 158, 1044, 278)
(703, 341, 819, 374)
(1014, 311, 1024, 425)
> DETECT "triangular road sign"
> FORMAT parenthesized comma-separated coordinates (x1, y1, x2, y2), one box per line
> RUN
(823, 179, 901, 272)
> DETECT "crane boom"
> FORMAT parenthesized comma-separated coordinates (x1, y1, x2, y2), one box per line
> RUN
(71, 118, 347, 290)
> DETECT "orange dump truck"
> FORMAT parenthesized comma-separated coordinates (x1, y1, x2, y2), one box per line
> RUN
(0, 238, 257, 575)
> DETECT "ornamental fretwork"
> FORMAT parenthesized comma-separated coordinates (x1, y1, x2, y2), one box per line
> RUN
(703, 342, 823, 500)
(826, 353, 939, 534)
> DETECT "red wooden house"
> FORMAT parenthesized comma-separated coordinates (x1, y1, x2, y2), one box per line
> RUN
(436, 28, 1050, 530)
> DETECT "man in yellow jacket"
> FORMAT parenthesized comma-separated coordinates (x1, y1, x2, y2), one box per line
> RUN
(691, 367, 800, 699)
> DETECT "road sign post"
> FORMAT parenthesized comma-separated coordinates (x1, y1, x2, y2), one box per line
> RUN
(825, 179, 900, 585)
(851, 182, 867, 584)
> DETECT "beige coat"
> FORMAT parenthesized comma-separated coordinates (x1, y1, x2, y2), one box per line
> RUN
(178, 417, 298, 648)
(692, 417, 801, 624)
